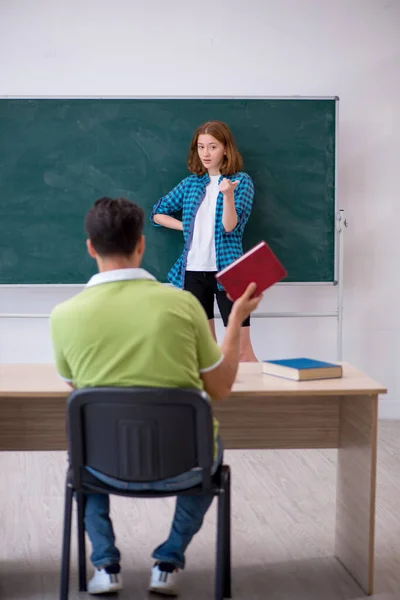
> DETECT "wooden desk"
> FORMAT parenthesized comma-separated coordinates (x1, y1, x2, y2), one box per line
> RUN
(0, 362, 387, 595)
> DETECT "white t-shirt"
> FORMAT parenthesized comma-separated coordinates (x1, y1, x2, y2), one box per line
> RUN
(186, 175, 220, 271)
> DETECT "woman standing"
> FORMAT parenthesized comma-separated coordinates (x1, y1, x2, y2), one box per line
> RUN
(151, 120, 257, 361)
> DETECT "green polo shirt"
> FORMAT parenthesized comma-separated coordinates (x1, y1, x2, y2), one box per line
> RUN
(50, 268, 223, 451)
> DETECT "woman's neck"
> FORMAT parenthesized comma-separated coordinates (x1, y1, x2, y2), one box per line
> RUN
(208, 168, 220, 177)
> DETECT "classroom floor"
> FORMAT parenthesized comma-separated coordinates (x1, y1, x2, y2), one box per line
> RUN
(0, 421, 399, 600)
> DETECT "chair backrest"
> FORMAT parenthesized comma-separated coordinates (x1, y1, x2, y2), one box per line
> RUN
(67, 387, 215, 491)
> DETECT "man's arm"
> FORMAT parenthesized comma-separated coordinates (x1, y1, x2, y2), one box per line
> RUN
(197, 283, 262, 400)
(200, 319, 240, 400)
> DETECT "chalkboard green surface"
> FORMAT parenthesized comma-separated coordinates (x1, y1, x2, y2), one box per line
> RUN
(0, 98, 336, 284)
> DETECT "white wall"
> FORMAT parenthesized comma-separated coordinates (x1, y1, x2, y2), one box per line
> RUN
(0, 0, 399, 415)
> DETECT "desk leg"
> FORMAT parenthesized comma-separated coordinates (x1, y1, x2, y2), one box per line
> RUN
(335, 394, 378, 595)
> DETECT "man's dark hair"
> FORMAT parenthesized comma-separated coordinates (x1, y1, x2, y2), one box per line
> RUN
(85, 197, 144, 257)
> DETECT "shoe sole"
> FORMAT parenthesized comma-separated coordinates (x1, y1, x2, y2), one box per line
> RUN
(149, 586, 178, 597)
(88, 583, 123, 595)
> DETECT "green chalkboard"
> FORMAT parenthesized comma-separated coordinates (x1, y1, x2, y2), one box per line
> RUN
(0, 98, 336, 284)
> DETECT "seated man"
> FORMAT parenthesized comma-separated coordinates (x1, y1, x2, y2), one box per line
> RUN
(50, 197, 261, 596)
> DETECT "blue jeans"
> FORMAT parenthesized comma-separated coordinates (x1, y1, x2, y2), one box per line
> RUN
(84, 438, 223, 570)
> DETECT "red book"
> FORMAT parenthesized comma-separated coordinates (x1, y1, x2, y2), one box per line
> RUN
(215, 241, 287, 301)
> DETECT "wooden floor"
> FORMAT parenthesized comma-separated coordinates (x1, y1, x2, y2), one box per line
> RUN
(0, 421, 399, 600)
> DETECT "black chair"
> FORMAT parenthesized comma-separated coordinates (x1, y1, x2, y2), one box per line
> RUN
(60, 387, 231, 600)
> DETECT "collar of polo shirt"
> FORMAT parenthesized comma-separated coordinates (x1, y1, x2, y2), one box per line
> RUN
(86, 268, 156, 288)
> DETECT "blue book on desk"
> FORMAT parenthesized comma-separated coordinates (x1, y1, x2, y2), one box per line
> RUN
(262, 358, 343, 381)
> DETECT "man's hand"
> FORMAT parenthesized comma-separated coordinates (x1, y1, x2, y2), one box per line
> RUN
(219, 179, 239, 195)
(229, 282, 263, 324)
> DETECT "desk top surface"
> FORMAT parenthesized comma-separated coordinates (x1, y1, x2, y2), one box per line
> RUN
(0, 362, 387, 398)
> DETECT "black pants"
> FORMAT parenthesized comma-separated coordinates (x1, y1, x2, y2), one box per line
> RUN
(184, 271, 250, 327)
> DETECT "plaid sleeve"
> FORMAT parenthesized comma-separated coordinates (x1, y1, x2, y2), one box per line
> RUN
(224, 174, 254, 234)
(150, 178, 186, 227)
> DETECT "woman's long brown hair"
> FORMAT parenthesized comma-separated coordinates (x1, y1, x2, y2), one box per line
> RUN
(187, 121, 243, 176)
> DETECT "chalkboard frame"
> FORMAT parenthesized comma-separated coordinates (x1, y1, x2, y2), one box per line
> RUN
(0, 95, 339, 287)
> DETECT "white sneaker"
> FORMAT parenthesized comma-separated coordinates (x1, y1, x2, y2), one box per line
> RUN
(88, 567, 123, 595)
(149, 564, 179, 596)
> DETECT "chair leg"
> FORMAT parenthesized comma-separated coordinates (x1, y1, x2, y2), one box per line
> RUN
(77, 492, 87, 592)
(60, 482, 74, 600)
(215, 489, 225, 600)
(223, 467, 232, 599)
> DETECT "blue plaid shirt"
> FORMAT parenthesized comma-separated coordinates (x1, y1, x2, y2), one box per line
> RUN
(151, 172, 254, 289)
